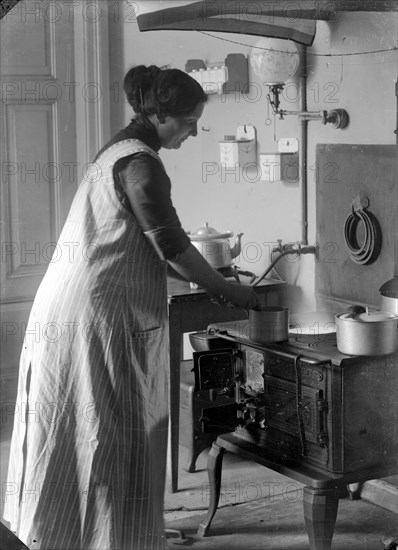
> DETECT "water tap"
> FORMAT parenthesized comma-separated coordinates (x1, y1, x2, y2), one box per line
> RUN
(298, 244, 317, 255)
(273, 239, 284, 253)
(273, 240, 316, 256)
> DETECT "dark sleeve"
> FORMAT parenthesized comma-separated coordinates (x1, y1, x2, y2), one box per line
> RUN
(116, 153, 191, 261)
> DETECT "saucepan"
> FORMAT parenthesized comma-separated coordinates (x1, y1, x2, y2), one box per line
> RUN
(335, 305, 398, 356)
(249, 306, 289, 344)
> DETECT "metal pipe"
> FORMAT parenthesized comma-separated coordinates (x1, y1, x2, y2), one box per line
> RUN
(281, 110, 323, 119)
(251, 249, 296, 287)
(268, 47, 309, 244)
(299, 46, 308, 245)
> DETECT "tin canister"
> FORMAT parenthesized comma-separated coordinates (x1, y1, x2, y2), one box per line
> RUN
(249, 306, 289, 344)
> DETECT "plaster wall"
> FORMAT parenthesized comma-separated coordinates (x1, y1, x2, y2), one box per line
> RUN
(108, 9, 397, 312)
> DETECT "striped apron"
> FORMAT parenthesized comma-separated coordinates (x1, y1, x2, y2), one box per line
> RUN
(4, 140, 170, 550)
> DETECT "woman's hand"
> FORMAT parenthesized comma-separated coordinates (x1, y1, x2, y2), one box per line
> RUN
(216, 282, 261, 311)
(168, 244, 261, 310)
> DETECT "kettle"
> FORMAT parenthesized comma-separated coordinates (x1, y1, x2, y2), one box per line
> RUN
(188, 222, 243, 269)
(379, 276, 398, 315)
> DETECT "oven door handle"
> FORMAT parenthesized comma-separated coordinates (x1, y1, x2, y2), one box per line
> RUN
(317, 393, 329, 448)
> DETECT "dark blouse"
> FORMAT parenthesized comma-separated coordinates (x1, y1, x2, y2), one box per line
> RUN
(94, 116, 191, 261)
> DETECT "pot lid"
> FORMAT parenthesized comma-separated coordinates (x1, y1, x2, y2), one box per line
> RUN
(189, 222, 234, 241)
(379, 276, 398, 298)
(357, 310, 397, 322)
(337, 310, 397, 322)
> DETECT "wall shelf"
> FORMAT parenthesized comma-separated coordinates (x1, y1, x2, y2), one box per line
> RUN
(186, 54, 249, 95)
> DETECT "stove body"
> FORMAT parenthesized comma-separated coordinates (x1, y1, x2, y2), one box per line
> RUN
(192, 321, 398, 474)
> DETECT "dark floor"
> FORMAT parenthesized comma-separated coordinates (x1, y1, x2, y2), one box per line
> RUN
(165, 494, 397, 550)
(164, 446, 397, 550)
(1, 439, 397, 550)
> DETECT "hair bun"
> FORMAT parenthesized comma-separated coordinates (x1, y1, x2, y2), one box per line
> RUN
(144, 65, 162, 84)
(123, 64, 207, 119)
(123, 64, 161, 113)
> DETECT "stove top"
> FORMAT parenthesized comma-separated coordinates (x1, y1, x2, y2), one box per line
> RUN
(284, 332, 343, 363)
(207, 319, 383, 366)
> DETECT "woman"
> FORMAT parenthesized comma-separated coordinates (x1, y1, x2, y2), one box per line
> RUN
(4, 65, 259, 550)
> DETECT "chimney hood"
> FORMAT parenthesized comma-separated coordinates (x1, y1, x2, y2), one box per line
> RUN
(135, 1, 320, 46)
(135, 1, 398, 46)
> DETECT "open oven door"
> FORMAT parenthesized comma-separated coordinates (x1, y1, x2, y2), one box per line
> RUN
(192, 348, 239, 434)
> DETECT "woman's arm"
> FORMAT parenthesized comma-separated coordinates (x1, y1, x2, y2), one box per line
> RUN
(168, 243, 260, 310)
(117, 154, 259, 310)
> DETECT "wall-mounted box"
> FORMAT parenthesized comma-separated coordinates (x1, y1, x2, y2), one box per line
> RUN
(260, 152, 299, 183)
(186, 54, 249, 95)
(219, 125, 256, 168)
(278, 138, 299, 183)
(281, 153, 299, 183)
(223, 53, 249, 94)
(189, 65, 228, 94)
(260, 139, 300, 183)
(220, 140, 253, 168)
(260, 153, 281, 182)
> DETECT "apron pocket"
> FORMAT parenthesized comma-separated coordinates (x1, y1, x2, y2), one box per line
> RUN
(126, 326, 166, 377)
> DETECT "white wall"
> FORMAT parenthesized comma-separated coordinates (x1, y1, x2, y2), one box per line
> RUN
(108, 9, 397, 313)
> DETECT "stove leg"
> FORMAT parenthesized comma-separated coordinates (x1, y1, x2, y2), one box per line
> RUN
(303, 486, 339, 550)
(347, 482, 362, 500)
(184, 439, 209, 473)
(197, 442, 225, 537)
(184, 448, 198, 473)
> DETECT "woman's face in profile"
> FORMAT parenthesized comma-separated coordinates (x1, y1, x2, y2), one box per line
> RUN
(158, 102, 205, 149)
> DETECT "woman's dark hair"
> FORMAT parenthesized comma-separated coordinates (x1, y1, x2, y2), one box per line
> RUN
(123, 64, 207, 122)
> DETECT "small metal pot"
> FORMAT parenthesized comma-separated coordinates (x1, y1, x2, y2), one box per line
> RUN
(249, 306, 289, 344)
(335, 309, 398, 356)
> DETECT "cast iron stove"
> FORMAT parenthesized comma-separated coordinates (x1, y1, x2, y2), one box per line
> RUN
(192, 319, 398, 473)
(192, 320, 398, 549)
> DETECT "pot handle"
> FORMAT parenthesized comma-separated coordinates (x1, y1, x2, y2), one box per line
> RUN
(343, 305, 366, 319)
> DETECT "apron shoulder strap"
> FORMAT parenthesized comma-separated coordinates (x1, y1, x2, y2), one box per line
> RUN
(91, 139, 164, 174)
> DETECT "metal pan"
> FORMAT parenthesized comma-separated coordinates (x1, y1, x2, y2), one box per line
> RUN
(335, 310, 398, 356)
(249, 306, 289, 344)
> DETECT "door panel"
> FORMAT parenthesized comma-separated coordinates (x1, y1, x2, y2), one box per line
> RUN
(0, 1, 77, 441)
(5, 104, 57, 284)
(0, 4, 110, 528)
(1, 3, 52, 76)
(1, 1, 76, 298)
(1, 3, 110, 442)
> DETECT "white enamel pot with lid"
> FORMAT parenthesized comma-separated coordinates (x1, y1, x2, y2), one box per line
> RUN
(188, 222, 243, 269)
(335, 306, 398, 356)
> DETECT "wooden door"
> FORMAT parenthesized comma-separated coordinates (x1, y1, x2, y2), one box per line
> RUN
(0, 0, 110, 440)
